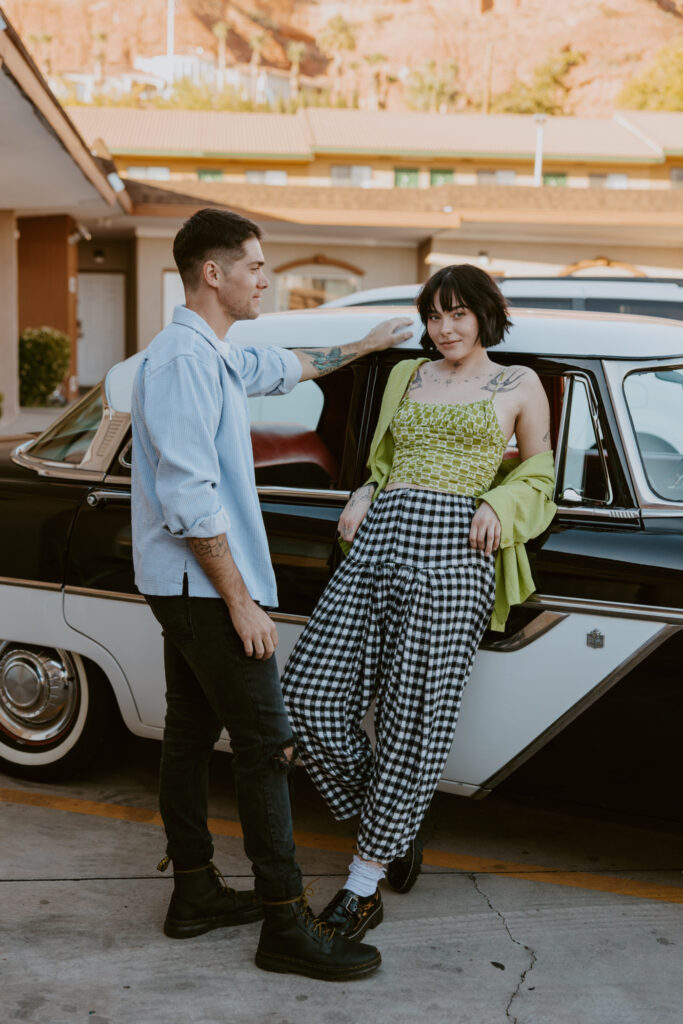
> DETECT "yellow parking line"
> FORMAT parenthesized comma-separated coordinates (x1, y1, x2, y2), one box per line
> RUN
(2, 786, 681, 904)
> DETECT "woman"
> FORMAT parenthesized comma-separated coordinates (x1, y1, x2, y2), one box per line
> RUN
(281, 264, 556, 940)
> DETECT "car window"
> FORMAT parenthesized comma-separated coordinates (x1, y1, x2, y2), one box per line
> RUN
(28, 387, 103, 465)
(249, 368, 364, 491)
(557, 377, 611, 505)
(504, 297, 574, 310)
(624, 367, 683, 502)
(584, 298, 683, 321)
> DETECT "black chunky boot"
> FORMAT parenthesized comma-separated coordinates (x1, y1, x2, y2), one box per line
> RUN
(255, 894, 381, 980)
(158, 858, 264, 938)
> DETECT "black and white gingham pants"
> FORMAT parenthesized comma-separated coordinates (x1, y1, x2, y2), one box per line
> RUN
(281, 487, 496, 863)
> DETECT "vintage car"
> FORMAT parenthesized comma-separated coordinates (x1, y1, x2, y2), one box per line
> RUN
(1, 307, 682, 800)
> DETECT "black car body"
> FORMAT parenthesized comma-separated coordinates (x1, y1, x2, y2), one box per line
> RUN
(1, 307, 682, 797)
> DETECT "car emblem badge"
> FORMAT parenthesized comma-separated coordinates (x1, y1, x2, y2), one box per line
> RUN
(586, 629, 605, 649)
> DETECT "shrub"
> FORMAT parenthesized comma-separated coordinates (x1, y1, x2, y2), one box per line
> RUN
(19, 326, 71, 406)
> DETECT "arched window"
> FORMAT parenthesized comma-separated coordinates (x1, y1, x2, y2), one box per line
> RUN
(274, 255, 365, 311)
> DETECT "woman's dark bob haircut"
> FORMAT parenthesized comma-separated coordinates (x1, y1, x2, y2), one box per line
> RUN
(416, 264, 512, 353)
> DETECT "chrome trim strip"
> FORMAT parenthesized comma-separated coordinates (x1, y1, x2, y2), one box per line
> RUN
(269, 612, 309, 626)
(64, 585, 146, 604)
(527, 593, 683, 625)
(481, 611, 567, 652)
(555, 505, 640, 521)
(257, 486, 349, 502)
(481, 624, 680, 793)
(0, 577, 62, 592)
(11, 441, 106, 482)
(602, 359, 683, 512)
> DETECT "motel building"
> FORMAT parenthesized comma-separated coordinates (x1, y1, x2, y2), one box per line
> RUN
(2, 4, 683, 418)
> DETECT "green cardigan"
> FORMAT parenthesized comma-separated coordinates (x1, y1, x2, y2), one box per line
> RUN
(341, 358, 557, 631)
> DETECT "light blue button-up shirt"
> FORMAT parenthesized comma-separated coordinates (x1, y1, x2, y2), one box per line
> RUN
(131, 305, 301, 605)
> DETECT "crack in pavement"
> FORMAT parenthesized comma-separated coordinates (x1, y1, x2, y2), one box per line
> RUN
(469, 872, 537, 1024)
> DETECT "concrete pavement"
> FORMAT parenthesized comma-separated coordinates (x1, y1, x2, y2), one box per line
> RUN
(2, 738, 682, 1024)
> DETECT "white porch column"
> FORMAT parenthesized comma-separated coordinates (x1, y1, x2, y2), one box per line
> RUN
(0, 211, 19, 423)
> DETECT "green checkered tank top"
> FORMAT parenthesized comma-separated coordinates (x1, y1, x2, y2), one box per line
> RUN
(388, 387, 508, 497)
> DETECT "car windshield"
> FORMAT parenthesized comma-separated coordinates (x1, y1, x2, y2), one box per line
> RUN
(28, 387, 103, 465)
(623, 367, 683, 502)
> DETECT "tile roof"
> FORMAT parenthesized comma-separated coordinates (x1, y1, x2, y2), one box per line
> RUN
(132, 178, 683, 223)
(65, 106, 683, 163)
(301, 110, 663, 161)
(66, 107, 313, 158)
(616, 111, 683, 155)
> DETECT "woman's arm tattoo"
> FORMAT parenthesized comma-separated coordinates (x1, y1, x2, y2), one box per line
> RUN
(482, 368, 527, 393)
(348, 483, 375, 507)
(408, 367, 424, 392)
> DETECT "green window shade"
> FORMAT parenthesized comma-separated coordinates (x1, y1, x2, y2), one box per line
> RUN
(430, 169, 454, 186)
(197, 169, 224, 181)
(543, 173, 567, 187)
(394, 168, 419, 188)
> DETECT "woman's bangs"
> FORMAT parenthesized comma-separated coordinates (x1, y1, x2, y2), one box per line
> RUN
(432, 276, 468, 315)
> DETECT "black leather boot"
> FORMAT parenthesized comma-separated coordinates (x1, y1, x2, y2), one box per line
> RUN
(320, 887, 383, 940)
(159, 858, 264, 939)
(255, 894, 381, 980)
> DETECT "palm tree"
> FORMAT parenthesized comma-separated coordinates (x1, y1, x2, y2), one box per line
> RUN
(212, 20, 229, 92)
(249, 30, 267, 102)
(317, 16, 356, 105)
(365, 53, 388, 110)
(286, 40, 306, 104)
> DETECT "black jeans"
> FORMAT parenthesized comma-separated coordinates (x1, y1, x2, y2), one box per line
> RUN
(145, 591, 302, 901)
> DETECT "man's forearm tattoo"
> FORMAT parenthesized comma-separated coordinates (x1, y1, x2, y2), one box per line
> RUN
(307, 347, 357, 374)
(482, 368, 527, 393)
(348, 483, 375, 508)
(189, 535, 228, 559)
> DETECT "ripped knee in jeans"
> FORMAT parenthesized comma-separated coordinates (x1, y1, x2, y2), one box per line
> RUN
(272, 738, 297, 773)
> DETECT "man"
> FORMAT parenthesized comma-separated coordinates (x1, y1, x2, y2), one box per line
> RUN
(130, 207, 412, 980)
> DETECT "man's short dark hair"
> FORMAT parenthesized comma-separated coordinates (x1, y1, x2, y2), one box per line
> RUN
(416, 264, 512, 352)
(173, 208, 262, 289)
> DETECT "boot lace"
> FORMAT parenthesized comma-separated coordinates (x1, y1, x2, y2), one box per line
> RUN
(301, 881, 335, 940)
(209, 861, 236, 895)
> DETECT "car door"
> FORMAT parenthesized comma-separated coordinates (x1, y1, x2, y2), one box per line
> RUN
(437, 355, 679, 796)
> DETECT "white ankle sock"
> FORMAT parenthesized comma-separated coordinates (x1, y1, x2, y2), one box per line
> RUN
(344, 854, 386, 898)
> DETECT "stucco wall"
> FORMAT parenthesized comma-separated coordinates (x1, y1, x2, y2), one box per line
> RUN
(0, 212, 19, 422)
(135, 233, 417, 349)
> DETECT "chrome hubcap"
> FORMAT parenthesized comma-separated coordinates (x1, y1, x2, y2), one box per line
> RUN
(0, 644, 79, 744)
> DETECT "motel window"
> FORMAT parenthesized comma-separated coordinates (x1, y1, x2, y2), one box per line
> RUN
(671, 169, 683, 188)
(126, 166, 171, 180)
(476, 169, 517, 185)
(277, 267, 360, 311)
(430, 169, 454, 186)
(543, 173, 567, 187)
(589, 173, 629, 189)
(197, 169, 224, 181)
(330, 165, 373, 187)
(394, 168, 419, 188)
(245, 170, 288, 185)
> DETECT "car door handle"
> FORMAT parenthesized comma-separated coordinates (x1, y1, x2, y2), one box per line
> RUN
(86, 489, 131, 509)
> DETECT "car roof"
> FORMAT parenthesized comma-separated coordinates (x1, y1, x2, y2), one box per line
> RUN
(322, 277, 683, 307)
(105, 306, 683, 414)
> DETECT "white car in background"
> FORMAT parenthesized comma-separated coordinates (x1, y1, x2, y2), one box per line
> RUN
(322, 277, 683, 321)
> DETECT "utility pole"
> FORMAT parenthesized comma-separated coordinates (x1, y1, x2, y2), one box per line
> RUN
(533, 113, 546, 186)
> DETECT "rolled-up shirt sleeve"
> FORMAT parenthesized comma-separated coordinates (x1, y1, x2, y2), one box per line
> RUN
(142, 355, 230, 538)
(234, 345, 302, 397)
